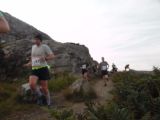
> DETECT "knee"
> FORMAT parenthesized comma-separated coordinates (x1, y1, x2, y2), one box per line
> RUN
(41, 86, 48, 93)
(29, 76, 38, 88)
(29, 80, 36, 89)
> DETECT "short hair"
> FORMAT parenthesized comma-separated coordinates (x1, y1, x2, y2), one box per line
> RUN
(34, 34, 43, 41)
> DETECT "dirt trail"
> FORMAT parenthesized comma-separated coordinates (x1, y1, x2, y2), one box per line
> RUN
(93, 79, 114, 104)
(70, 79, 114, 113)
(5, 107, 54, 120)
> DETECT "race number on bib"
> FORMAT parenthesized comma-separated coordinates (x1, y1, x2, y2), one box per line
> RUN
(32, 57, 41, 66)
(82, 64, 87, 69)
(102, 65, 107, 70)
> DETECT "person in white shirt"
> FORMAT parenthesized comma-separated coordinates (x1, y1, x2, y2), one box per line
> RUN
(24, 34, 54, 107)
(81, 62, 89, 81)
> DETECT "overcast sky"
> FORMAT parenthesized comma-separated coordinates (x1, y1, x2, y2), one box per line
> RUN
(1, 0, 160, 70)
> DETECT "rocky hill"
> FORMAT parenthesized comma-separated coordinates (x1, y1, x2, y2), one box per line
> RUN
(0, 11, 94, 81)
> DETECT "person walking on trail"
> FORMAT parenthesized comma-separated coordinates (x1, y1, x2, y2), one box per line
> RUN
(24, 34, 54, 107)
(125, 64, 130, 71)
(111, 63, 118, 73)
(0, 11, 10, 33)
(81, 62, 89, 81)
(99, 57, 109, 86)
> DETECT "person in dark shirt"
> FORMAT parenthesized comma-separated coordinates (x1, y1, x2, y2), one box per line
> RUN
(112, 63, 118, 73)
(99, 57, 109, 86)
(125, 64, 130, 71)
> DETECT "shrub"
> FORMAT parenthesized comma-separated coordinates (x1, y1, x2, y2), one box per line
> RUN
(77, 68, 160, 120)
(110, 69, 160, 119)
(84, 102, 133, 120)
(49, 72, 77, 92)
(0, 82, 37, 119)
(50, 108, 76, 120)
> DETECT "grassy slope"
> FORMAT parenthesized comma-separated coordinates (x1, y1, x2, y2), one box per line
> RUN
(0, 73, 77, 120)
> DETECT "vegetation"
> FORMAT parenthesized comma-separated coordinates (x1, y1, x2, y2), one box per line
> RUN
(49, 72, 77, 92)
(64, 83, 97, 102)
(1, 67, 160, 120)
(0, 72, 76, 119)
(50, 67, 159, 120)
(50, 108, 76, 120)
(79, 67, 160, 120)
(0, 81, 38, 119)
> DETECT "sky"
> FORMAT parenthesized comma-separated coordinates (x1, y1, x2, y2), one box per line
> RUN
(0, 0, 160, 70)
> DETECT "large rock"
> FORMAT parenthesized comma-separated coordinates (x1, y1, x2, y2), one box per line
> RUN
(0, 11, 95, 81)
(65, 79, 97, 102)
(70, 79, 84, 93)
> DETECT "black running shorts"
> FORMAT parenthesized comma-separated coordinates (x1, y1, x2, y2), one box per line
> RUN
(101, 70, 108, 76)
(82, 69, 88, 75)
(31, 67, 50, 80)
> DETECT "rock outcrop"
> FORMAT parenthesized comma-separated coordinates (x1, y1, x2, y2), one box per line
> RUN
(0, 11, 94, 81)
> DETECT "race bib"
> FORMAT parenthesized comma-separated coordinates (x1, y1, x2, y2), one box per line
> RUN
(32, 57, 41, 66)
(82, 64, 87, 69)
(102, 65, 107, 70)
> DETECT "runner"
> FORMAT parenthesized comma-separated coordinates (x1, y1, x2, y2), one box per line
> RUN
(81, 62, 89, 81)
(99, 57, 109, 86)
(111, 63, 118, 73)
(125, 64, 130, 71)
(0, 11, 10, 33)
(24, 34, 54, 107)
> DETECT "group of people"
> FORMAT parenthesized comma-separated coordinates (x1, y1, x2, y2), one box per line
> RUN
(80, 58, 130, 86)
(81, 57, 116, 86)
(0, 11, 131, 107)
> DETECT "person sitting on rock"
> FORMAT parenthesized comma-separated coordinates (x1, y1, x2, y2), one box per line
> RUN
(99, 57, 109, 86)
(125, 64, 130, 71)
(81, 62, 89, 81)
(0, 11, 10, 33)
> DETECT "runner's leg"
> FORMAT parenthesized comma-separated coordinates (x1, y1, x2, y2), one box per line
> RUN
(29, 75, 38, 94)
(84, 72, 88, 81)
(40, 80, 51, 106)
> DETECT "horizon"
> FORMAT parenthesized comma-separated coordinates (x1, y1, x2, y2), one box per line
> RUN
(1, 0, 160, 71)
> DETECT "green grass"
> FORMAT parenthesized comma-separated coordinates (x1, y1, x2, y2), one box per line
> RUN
(0, 72, 77, 119)
(79, 67, 160, 120)
(50, 108, 76, 120)
(49, 72, 77, 92)
(0, 81, 38, 119)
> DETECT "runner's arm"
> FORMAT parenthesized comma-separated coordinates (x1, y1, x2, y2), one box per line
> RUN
(45, 53, 55, 61)
(0, 13, 10, 33)
(44, 45, 55, 61)
(107, 62, 109, 69)
(23, 58, 32, 67)
(98, 63, 101, 70)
